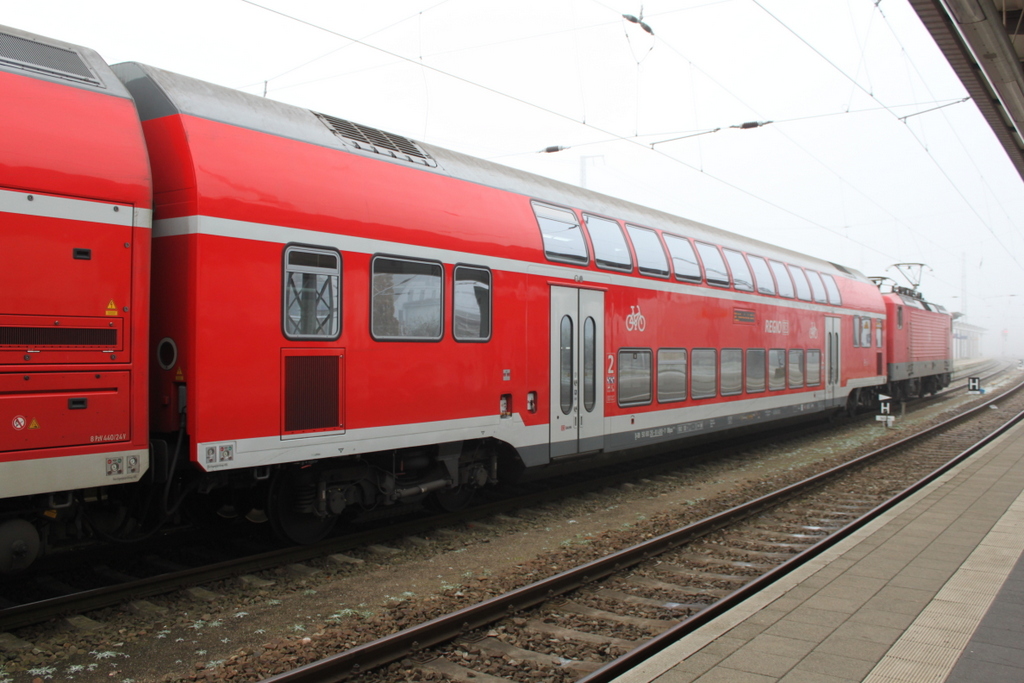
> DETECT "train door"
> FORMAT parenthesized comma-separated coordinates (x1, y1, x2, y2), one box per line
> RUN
(550, 286, 605, 458)
(825, 316, 841, 406)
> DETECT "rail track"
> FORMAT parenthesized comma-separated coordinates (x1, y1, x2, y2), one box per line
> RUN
(256, 372, 1024, 683)
(0, 361, 1012, 658)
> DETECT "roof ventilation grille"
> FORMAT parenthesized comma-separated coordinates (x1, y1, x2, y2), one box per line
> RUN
(0, 32, 102, 86)
(314, 112, 436, 167)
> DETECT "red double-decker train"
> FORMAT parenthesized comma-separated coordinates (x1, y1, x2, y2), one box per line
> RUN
(0, 25, 952, 571)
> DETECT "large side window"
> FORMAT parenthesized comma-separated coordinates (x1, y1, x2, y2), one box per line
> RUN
(806, 349, 821, 386)
(533, 202, 589, 265)
(768, 349, 786, 390)
(747, 255, 776, 295)
(806, 270, 828, 303)
(626, 225, 670, 278)
(657, 348, 687, 402)
(723, 250, 754, 292)
(618, 349, 653, 406)
(584, 214, 632, 271)
(371, 256, 443, 341)
(283, 245, 341, 340)
(769, 260, 795, 298)
(788, 349, 805, 388)
(695, 243, 730, 287)
(721, 348, 743, 396)
(746, 349, 766, 393)
(691, 348, 717, 399)
(453, 266, 491, 342)
(788, 265, 812, 301)
(663, 234, 702, 283)
(821, 273, 843, 305)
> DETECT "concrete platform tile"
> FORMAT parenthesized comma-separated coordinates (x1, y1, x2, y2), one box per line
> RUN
(694, 635, 748, 659)
(818, 573, 888, 594)
(846, 558, 909, 580)
(897, 563, 955, 582)
(871, 585, 936, 607)
(826, 620, 905, 646)
(778, 667, 861, 683)
(802, 595, 867, 615)
(941, 568, 1010, 596)
(691, 667, 778, 683)
(740, 607, 788, 628)
(924, 597, 989, 620)
(793, 651, 877, 680)
(908, 609, 985, 636)
(722, 621, 769, 641)
(885, 571, 948, 592)
(935, 586, 1000, 608)
(846, 607, 917, 631)
(745, 633, 819, 659)
(784, 606, 851, 629)
(763, 617, 839, 643)
(860, 594, 929, 616)
(655, 650, 730, 682)
(717, 647, 799, 677)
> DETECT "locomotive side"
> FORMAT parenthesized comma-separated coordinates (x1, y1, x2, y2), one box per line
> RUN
(883, 288, 953, 399)
(0, 27, 152, 571)
(1, 24, 912, 563)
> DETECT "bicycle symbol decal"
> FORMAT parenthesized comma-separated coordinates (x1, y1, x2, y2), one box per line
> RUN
(625, 305, 646, 332)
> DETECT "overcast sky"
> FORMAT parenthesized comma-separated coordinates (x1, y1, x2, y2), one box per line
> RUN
(6, 0, 1024, 355)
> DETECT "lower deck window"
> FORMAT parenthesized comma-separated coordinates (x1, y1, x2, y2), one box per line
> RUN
(806, 349, 821, 386)
(721, 349, 742, 396)
(769, 349, 786, 391)
(746, 349, 766, 393)
(657, 348, 687, 402)
(691, 349, 717, 399)
(618, 349, 652, 406)
(788, 349, 804, 388)
(371, 256, 443, 340)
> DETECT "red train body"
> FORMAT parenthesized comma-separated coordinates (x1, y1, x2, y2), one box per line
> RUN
(0, 25, 954, 568)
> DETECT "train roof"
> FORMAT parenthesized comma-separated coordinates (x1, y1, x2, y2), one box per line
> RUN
(112, 60, 868, 284)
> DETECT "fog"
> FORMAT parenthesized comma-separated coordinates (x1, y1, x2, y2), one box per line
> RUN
(7, 0, 1024, 357)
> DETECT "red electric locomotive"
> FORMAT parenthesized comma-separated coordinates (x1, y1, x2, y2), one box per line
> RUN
(0, 24, 947, 569)
(882, 287, 953, 399)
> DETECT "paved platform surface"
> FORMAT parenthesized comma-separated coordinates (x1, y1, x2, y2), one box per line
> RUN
(613, 414, 1024, 683)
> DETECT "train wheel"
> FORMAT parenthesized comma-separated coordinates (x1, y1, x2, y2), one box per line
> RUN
(267, 470, 336, 545)
(0, 520, 40, 573)
(431, 484, 475, 512)
(845, 389, 860, 418)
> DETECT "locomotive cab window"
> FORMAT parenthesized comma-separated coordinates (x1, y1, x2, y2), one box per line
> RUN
(584, 214, 632, 271)
(663, 234, 702, 283)
(453, 266, 491, 341)
(695, 242, 730, 287)
(626, 225, 670, 278)
(371, 256, 443, 341)
(283, 245, 341, 340)
(533, 201, 589, 265)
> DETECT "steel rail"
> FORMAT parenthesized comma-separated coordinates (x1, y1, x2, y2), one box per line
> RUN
(262, 376, 1024, 683)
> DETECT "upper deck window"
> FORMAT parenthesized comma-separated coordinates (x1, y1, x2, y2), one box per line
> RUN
(724, 250, 754, 292)
(806, 270, 828, 303)
(788, 265, 812, 301)
(626, 225, 670, 278)
(584, 214, 632, 271)
(769, 260, 795, 298)
(283, 245, 341, 340)
(747, 255, 776, 295)
(533, 202, 589, 265)
(696, 243, 730, 287)
(821, 273, 843, 305)
(663, 234, 702, 283)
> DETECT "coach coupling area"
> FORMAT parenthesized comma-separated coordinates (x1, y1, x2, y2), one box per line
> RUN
(612, 413, 1024, 683)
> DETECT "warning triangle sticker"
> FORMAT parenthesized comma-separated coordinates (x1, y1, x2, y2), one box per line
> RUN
(175, 367, 184, 382)
(28, 418, 39, 429)
(106, 299, 118, 316)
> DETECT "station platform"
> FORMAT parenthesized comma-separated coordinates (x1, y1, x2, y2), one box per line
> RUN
(613, 415, 1024, 683)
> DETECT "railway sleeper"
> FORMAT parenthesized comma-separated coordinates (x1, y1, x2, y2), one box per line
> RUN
(553, 600, 673, 633)
(623, 575, 731, 599)
(416, 657, 515, 683)
(525, 619, 639, 652)
(462, 634, 603, 673)
(590, 587, 705, 612)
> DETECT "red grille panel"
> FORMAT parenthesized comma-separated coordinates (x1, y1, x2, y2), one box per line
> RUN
(284, 355, 340, 433)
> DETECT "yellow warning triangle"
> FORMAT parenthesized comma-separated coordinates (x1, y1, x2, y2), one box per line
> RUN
(106, 299, 118, 316)
(28, 418, 39, 429)
(175, 367, 184, 381)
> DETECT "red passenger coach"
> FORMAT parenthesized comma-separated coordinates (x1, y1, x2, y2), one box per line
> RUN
(883, 288, 953, 399)
(0, 27, 152, 567)
(0, 24, 929, 566)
